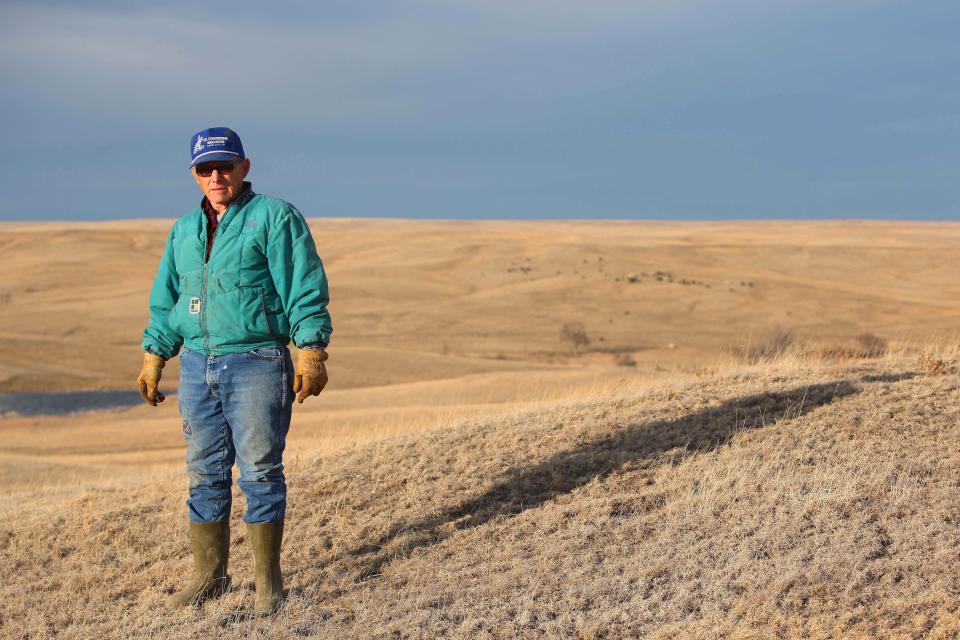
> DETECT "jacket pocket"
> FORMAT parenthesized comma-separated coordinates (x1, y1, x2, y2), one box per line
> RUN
(258, 288, 274, 338)
(166, 297, 183, 336)
(258, 287, 291, 339)
(167, 293, 203, 340)
(171, 271, 204, 340)
(231, 286, 271, 340)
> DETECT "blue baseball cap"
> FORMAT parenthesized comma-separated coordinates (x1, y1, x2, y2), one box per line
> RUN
(189, 127, 245, 167)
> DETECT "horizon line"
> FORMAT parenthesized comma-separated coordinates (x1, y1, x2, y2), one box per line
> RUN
(1, 215, 958, 225)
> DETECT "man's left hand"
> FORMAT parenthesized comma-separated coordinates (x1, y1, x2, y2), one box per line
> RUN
(293, 348, 328, 403)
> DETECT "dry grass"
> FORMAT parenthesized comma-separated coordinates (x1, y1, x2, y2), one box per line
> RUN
(5, 219, 960, 637)
(4, 219, 960, 393)
(4, 348, 960, 639)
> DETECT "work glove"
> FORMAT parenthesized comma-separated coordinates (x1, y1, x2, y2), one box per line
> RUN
(136, 351, 166, 406)
(293, 348, 328, 404)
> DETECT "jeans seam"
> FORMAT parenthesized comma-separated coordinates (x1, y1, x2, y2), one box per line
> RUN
(217, 418, 230, 520)
(281, 353, 288, 407)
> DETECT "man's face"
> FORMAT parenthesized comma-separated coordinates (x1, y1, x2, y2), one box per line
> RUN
(191, 158, 250, 211)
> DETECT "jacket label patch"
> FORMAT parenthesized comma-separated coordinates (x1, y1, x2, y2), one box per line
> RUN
(189, 297, 200, 314)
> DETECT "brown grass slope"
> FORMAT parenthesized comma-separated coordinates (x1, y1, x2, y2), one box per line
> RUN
(4, 219, 960, 394)
(4, 357, 960, 639)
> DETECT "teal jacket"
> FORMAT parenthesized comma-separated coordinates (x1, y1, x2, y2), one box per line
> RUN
(142, 184, 332, 359)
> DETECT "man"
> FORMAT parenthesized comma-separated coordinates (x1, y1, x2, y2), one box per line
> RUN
(136, 126, 332, 615)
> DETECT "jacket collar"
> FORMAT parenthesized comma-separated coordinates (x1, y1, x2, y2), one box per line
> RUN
(199, 181, 256, 217)
(198, 181, 255, 241)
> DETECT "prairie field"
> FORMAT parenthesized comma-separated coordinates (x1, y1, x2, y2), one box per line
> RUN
(2, 219, 960, 638)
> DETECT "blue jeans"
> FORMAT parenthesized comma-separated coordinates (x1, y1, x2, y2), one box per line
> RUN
(177, 345, 294, 524)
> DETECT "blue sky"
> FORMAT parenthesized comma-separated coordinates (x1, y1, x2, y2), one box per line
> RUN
(1, 1, 958, 220)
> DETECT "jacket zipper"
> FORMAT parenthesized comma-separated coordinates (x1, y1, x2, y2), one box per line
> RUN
(201, 268, 209, 354)
(198, 188, 254, 355)
(201, 207, 228, 354)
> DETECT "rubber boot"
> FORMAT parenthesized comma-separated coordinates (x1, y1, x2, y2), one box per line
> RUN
(247, 521, 284, 615)
(167, 521, 231, 607)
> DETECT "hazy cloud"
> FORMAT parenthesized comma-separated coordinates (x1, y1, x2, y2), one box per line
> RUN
(1, 0, 958, 219)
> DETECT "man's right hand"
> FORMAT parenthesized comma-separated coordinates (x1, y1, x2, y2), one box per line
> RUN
(136, 352, 167, 406)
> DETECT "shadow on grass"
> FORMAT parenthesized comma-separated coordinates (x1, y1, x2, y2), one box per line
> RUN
(348, 379, 861, 580)
(859, 372, 917, 384)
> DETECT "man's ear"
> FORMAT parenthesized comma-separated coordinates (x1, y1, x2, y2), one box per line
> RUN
(239, 158, 251, 180)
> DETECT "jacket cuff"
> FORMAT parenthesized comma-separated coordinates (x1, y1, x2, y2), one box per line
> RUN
(144, 345, 171, 360)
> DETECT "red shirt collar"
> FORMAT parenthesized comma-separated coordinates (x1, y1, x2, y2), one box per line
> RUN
(200, 181, 253, 219)
(201, 196, 218, 220)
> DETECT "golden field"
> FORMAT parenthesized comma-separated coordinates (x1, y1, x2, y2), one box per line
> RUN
(1, 219, 960, 638)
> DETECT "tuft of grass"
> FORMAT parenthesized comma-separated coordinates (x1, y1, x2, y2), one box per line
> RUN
(732, 326, 795, 363)
(818, 333, 889, 361)
(855, 332, 888, 357)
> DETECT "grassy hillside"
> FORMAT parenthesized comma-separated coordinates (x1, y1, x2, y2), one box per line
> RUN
(2, 219, 960, 394)
(5, 351, 959, 639)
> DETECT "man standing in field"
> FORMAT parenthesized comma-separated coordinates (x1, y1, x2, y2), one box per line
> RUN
(136, 127, 332, 615)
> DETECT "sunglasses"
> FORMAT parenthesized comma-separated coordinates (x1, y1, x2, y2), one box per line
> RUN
(194, 161, 240, 177)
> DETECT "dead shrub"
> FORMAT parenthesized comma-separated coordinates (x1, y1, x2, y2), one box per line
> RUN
(918, 351, 947, 376)
(615, 353, 637, 367)
(560, 322, 591, 355)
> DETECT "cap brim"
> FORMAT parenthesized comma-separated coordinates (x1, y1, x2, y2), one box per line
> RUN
(190, 150, 242, 167)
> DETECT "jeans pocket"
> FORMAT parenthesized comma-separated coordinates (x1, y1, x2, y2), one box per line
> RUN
(249, 345, 283, 360)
